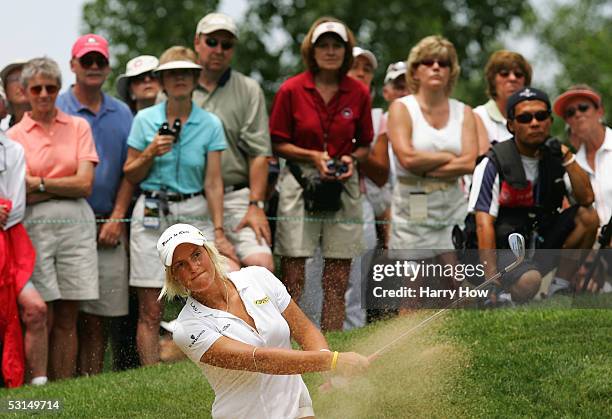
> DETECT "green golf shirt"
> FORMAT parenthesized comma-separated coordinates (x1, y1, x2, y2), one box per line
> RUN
(193, 69, 271, 187)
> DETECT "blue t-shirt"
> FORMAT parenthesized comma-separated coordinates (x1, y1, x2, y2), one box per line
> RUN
(127, 101, 226, 194)
(56, 88, 133, 215)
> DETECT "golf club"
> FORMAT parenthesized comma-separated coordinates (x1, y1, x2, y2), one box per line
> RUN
(369, 233, 525, 359)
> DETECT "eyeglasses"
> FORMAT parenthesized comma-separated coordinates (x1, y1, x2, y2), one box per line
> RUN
(515, 110, 551, 124)
(29, 84, 59, 95)
(79, 54, 109, 69)
(204, 37, 234, 51)
(416, 58, 451, 68)
(131, 71, 157, 83)
(564, 102, 593, 119)
(498, 68, 525, 79)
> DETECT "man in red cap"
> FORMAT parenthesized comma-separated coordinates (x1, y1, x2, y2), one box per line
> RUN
(56, 34, 135, 376)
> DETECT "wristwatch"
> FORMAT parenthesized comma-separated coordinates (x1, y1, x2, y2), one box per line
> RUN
(38, 177, 46, 193)
(249, 200, 265, 209)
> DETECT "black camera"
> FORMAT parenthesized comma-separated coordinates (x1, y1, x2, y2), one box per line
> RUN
(158, 118, 182, 143)
(326, 159, 349, 177)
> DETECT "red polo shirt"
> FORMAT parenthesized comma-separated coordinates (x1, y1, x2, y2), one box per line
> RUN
(269, 71, 373, 157)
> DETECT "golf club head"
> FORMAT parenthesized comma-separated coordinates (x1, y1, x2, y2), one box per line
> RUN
(508, 233, 525, 265)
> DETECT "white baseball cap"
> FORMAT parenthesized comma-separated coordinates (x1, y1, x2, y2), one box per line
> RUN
(196, 13, 238, 39)
(312, 21, 348, 44)
(115, 55, 159, 103)
(154, 60, 202, 74)
(384, 61, 407, 84)
(353, 47, 377, 69)
(157, 224, 208, 267)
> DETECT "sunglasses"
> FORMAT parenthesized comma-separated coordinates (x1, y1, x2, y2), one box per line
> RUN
(79, 54, 109, 69)
(498, 68, 525, 79)
(204, 37, 234, 51)
(131, 71, 157, 83)
(29, 84, 59, 95)
(515, 110, 551, 124)
(564, 102, 593, 119)
(417, 58, 451, 68)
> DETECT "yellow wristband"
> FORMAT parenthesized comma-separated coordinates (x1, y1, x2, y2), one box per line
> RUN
(331, 351, 339, 371)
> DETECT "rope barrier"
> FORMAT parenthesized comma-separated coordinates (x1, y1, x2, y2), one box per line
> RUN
(23, 215, 465, 228)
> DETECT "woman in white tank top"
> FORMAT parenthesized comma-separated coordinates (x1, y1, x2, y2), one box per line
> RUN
(387, 35, 478, 251)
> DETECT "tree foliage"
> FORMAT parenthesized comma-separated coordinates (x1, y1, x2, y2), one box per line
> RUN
(82, 0, 531, 107)
(82, 0, 220, 90)
(539, 0, 612, 121)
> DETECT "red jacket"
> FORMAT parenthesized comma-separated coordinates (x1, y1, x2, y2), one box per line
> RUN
(0, 198, 36, 388)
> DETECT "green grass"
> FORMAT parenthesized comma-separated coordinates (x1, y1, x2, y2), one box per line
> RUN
(1, 297, 611, 418)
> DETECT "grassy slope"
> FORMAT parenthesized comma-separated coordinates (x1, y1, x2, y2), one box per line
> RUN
(1, 298, 611, 418)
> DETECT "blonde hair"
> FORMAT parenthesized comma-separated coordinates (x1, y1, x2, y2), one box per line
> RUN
(158, 241, 229, 301)
(406, 35, 460, 95)
(159, 46, 198, 64)
(300, 16, 356, 76)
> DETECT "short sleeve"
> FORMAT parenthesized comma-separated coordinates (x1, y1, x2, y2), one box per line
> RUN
(378, 113, 388, 136)
(246, 266, 291, 313)
(127, 113, 147, 151)
(207, 114, 228, 152)
(239, 81, 272, 157)
(173, 318, 223, 364)
(75, 118, 99, 164)
(269, 84, 294, 142)
(468, 157, 500, 217)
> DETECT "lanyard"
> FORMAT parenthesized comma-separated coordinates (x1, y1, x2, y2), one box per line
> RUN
(314, 88, 342, 155)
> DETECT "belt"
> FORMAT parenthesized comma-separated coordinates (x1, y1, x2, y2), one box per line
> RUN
(224, 182, 249, 194)
(143, 190, 202, 202)
(397, 176, 456, 193)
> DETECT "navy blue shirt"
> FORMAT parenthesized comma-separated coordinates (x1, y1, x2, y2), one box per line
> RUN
(57, 88, 133, 215)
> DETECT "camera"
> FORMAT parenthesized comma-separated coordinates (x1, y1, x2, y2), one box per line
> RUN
(158, 118, 182, 143)
(326, 159, 349, 177)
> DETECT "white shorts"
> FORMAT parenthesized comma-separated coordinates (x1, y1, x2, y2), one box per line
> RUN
(130, 193, 213, 288)
(389, 178, 466, 251)
(24, 199, 99, 302)
(223, 188, 272, 260)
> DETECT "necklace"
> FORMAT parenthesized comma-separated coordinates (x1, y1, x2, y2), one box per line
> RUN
(222, 278, 230, 312)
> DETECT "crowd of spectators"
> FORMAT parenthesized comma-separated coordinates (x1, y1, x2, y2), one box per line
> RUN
(1, 12, 610, 389)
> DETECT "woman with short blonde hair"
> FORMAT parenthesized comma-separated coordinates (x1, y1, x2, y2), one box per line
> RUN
(387, 35, 478, 251)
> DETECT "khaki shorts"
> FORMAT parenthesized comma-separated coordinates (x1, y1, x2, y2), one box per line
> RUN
(389, 177, 466, 250)
(80, 236, 129, 317)
(223, 187, 272, 260)
(24, 199, 99, 302)
(274, 164, 364, 259)
(130, 194, 213, 288)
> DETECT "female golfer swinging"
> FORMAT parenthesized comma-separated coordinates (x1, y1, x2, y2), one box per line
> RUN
(157, 224, 370, 419)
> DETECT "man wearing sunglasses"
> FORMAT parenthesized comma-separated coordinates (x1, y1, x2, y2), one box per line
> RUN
(193, 13, 273, 272)
(56, 34, 135, 376)
(467, 87, 598, 302)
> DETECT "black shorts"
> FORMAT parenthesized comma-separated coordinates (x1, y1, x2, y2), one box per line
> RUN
(500, 205, 579, 288)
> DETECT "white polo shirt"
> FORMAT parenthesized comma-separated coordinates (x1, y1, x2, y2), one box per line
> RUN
(575, 127, 612, 226)
(173, 266, 313, 419)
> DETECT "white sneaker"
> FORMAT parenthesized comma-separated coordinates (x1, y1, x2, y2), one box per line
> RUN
(548, 278, 570, 297)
